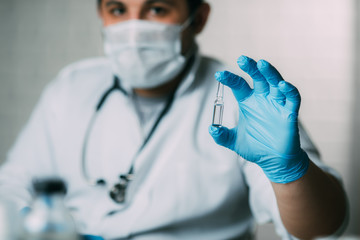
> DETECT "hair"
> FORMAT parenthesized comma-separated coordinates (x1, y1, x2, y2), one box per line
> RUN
(97, 0, 204, 14)
(186, 0, 204, 14)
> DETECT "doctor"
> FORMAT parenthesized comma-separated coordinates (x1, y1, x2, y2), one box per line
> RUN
(0, 0, 347, 239)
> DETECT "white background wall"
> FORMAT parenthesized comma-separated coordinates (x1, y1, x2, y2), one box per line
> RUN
(0, 0, 358, 238)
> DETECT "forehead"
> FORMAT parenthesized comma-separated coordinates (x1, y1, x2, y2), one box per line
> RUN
(100, 0, 191, 17)
(101, 0, 188, 6)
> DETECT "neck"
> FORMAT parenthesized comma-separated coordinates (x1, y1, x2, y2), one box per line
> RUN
(133, 75, 183, 98)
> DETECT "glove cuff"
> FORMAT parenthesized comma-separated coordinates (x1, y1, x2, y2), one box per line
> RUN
(262, 150, 310, 184)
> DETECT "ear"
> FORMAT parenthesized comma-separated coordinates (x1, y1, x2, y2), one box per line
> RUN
(192, 3, 211, 34)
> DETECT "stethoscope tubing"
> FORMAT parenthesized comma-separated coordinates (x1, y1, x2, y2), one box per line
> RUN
(81, 76, 177, 203)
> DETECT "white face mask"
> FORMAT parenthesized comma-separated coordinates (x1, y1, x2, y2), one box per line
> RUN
(103, 19, 192, 89)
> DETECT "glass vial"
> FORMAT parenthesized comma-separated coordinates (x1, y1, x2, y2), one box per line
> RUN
(212, 82, 224, 127)
(20, 178, 80, 240)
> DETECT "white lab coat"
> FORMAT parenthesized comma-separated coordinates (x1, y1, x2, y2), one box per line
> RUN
(0, 53, 342, 240)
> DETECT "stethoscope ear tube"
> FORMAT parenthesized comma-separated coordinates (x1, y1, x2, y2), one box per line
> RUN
(96, 77, 127, 111)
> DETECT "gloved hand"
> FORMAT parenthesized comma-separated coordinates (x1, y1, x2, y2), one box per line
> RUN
(208, 55, 309, 183)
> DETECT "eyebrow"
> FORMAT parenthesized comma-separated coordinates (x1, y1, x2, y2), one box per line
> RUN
(105, 1, 124, 7)
(105, 0, 176, 7)
(144, 0, 176, 6)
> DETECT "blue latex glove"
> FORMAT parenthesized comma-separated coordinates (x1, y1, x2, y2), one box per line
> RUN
(208, 55, 309, 183)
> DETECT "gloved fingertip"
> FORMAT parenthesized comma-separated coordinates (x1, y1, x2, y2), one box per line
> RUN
(214, 71, 224, 81)
(237, 55, 249, 67)
(215, 70, 233, 84)
(278, 80, 296, 92)
(208, 125, 225, 144)
(257, 59, 269, 69)
(287, 113, 298, 122)
(278, 80, 286, 87)
(208, 125, 221, 135)
(209, 125, 235, 150)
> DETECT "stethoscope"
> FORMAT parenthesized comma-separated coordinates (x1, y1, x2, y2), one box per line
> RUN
(81, 76, 176, 204)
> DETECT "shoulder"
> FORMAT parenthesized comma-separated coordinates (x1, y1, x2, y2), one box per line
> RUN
(189, 55, 227, 89)
(198, 56, 227, 74)
(45, 57, 113, 94)
(56, 57, 112, 81)
(39, 57, 113, 110)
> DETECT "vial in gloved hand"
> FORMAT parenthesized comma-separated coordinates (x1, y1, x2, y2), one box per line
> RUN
(212, 82, 224, 127)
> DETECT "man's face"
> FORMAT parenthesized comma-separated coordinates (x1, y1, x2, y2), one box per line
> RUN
(98, 0, 190, 27)
(98, 0, 209, 55)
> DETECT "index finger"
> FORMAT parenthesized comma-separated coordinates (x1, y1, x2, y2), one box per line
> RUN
(215, 71, 252, 102)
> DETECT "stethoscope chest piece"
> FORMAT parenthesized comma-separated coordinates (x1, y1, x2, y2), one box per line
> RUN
(109, 175, 132, 204)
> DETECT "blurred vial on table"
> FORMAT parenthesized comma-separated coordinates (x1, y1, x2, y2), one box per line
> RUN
(20, 177, 80, 240)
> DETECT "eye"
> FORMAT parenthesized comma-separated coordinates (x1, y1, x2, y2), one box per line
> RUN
(110, 7, 126, 16)
(149, 6, 169, 16)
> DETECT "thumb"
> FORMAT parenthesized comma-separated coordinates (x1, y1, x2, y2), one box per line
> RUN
(208, 125, 236, 151)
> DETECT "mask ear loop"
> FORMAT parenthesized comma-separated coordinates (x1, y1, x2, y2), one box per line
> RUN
(180, 14, 196, 32)
(178, 13, 198, 64)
